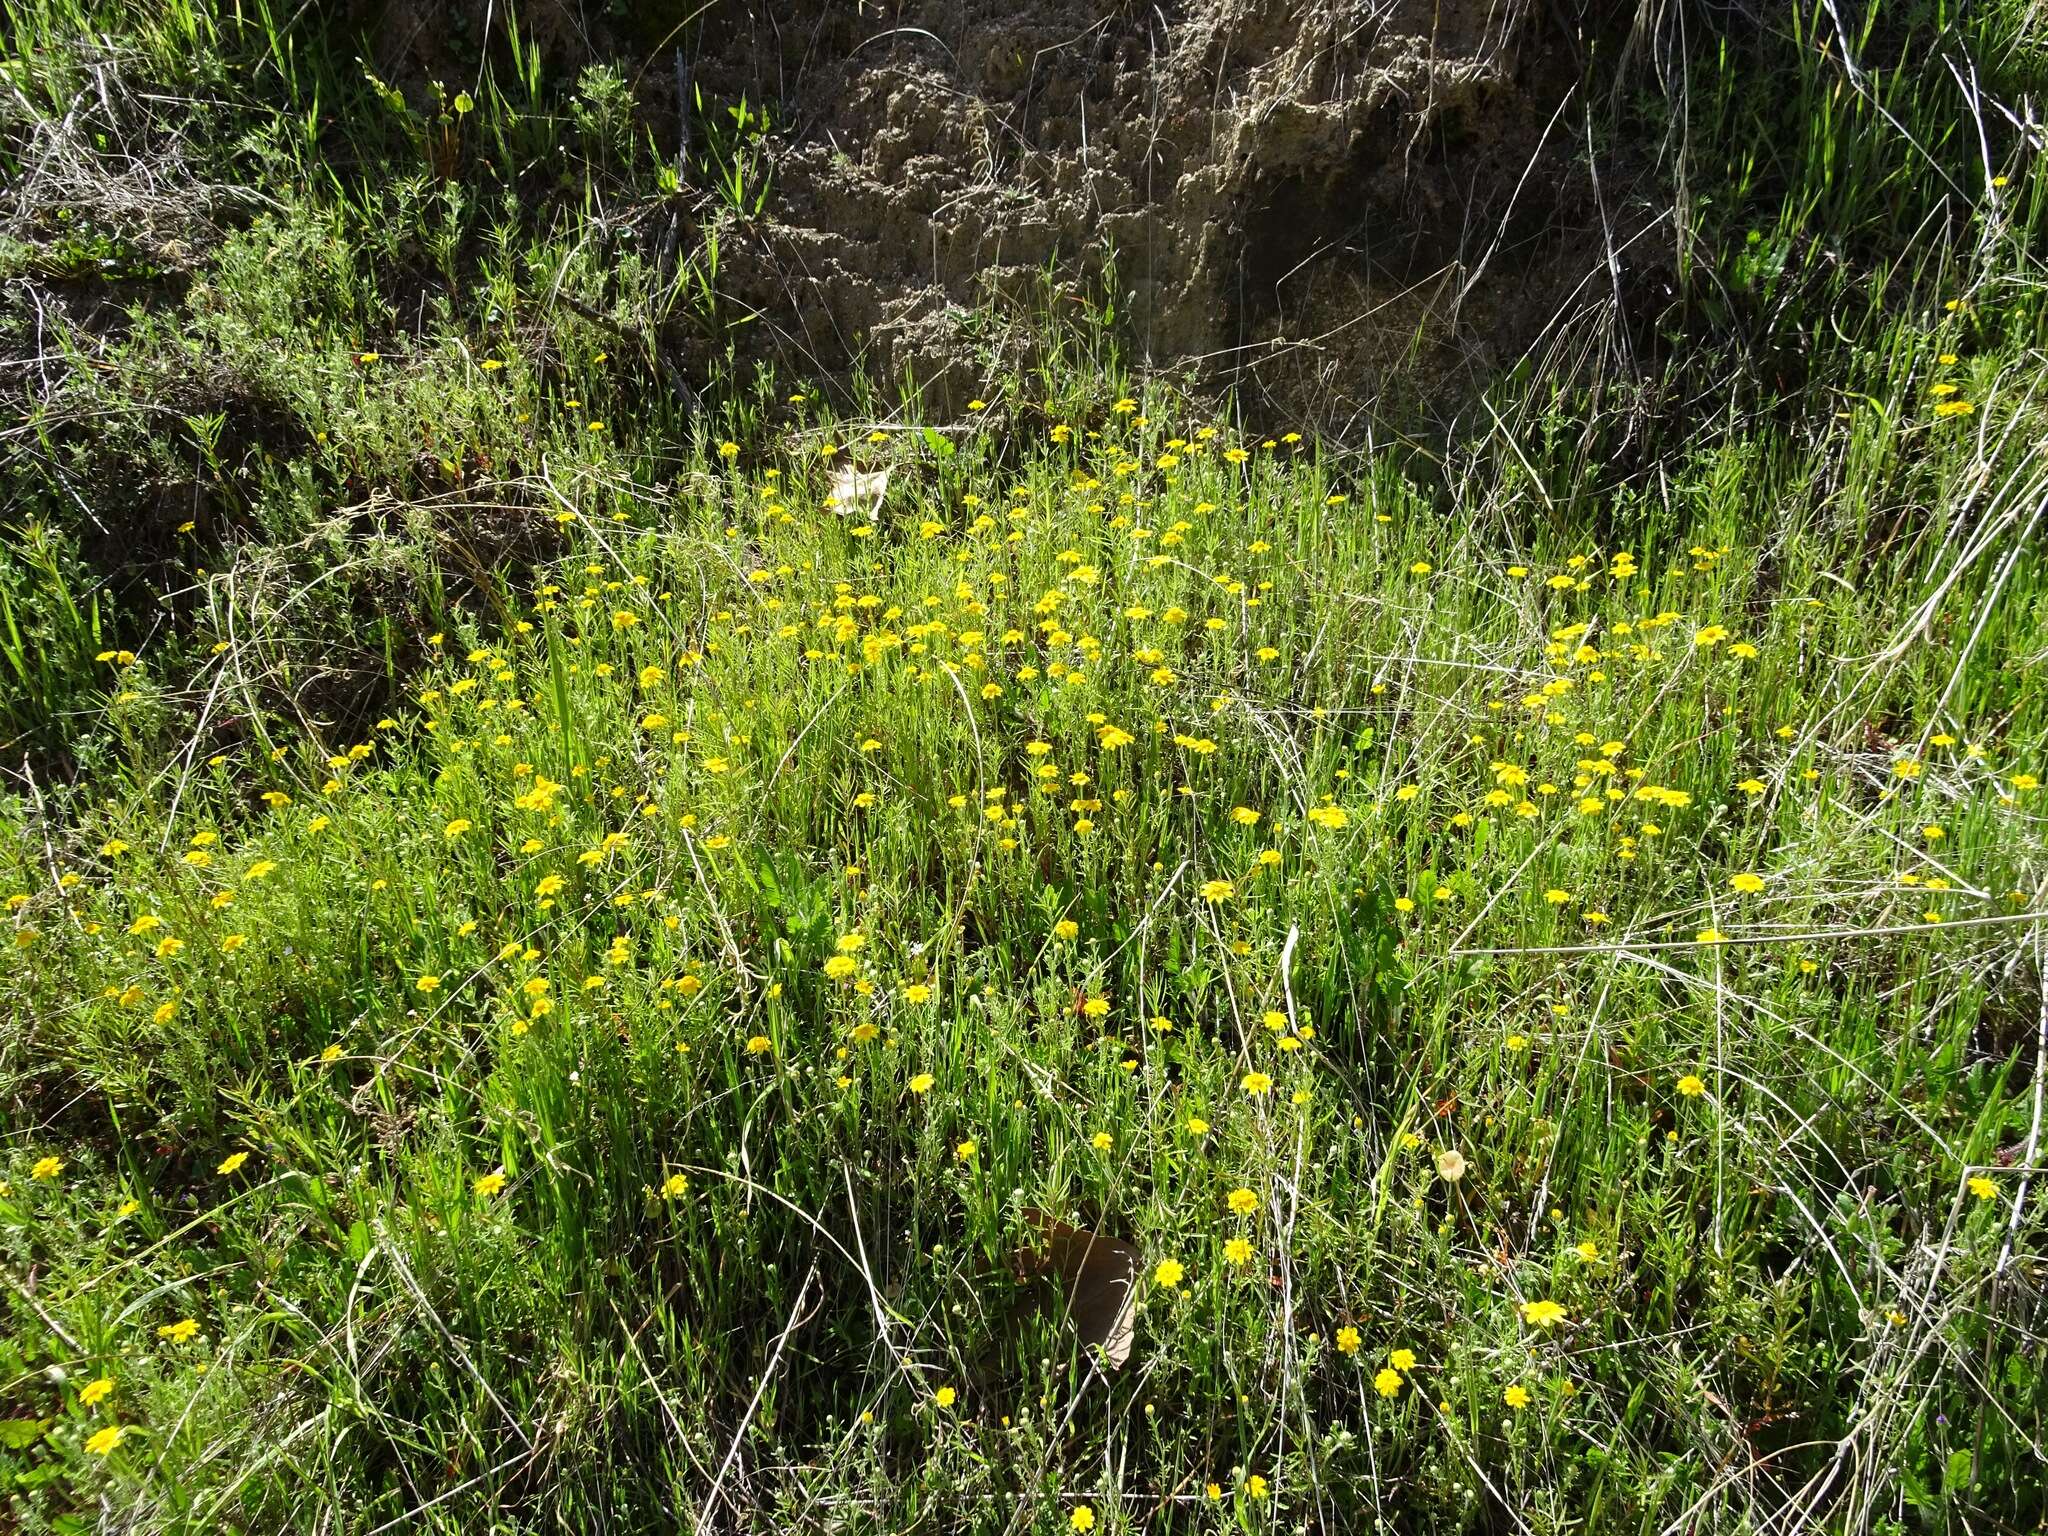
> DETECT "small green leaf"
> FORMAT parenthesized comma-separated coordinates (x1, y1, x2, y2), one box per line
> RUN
(0, 1419, 48, 1449)
(923, 427, 955, 458)
(452, 91, 474, 115)
(1944, 1449, 1974, 1495)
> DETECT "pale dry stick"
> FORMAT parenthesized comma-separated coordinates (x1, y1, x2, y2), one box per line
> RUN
(935, 660, 987, 814)
(1654, 1436, 1847, 1533)
(1879, 478, 2036, 666)
(835, 1163, 930, 1394)
(1454, 81, 1578, 310)
(1, 1269, 80, 1353)
(1929, 478, 2048, 732)
(178, 1404, 338, 1531)
(1708, 887, 1728, 1257)
(696, 1263, 818, 1535)
(219, 561, 289, 774)
(1582, 99, 1635, 375)
(767, 680, 850, 789)
(1369, 622, 1423, 789)
(1294, 610, 1335, 691)
(1998, 928, 2048, 1274)
(1560, 1319, 1723, 1365)
(1102, 857, 1190, 974)
(1874, 1198, 2047, 1451)
(1278, 1104, 1323, 1517)
(123, 1294, 316, 1526)
(72, 1174, 296, 1296)
(1863, 816, 1992, 899)
(665, 1156, 905, 1375)
(14, 756, 74, 932)
(1357, 648, 1528, 679)
(154, 646, 230, 853)
(366, 857, 651, 1092)
(1278, 923, 1301, 1036)
(1816, 0, 1966, 196)
(1200, 901, 1252, 1067)
(1431, 815, 1571, 966)
(1240, 697, 1313, 820)
(1945, 51, 2017, 269)
(1853, 421, 2046, 712)
(1523, 974, 1612, 1251)
(342, 1244, 380, 1405)
(1423, 1402, 1541, 1536)
(1842, 1289, 2025, 1533)
(360, 1444, 549, 1536)
(1612, 945, 1958, 1159)
(609, 1293, 720, 1489)
(1657, 1055, 1866, 1232)
(1477, 394, 1558, 518)
(680, 825, 754, 998)
(1760, 1265, 2033, 1536)
(1174, 261, 1466, 375)
(375, 1232, 535, 1455)
(1737, 1152, 2040, 1525)
(1451, 906, 2048, 956)
(1114, 858, 1191, 1059)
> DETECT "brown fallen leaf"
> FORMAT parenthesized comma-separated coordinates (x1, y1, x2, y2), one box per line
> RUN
(1020, 1208, 1140, 1369)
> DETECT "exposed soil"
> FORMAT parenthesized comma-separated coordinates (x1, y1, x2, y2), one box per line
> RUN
(652, 0, 1672, 431)
(391, 0, 1665, 433)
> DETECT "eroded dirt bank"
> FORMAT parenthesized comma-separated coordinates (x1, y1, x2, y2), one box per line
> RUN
(388, 0, 1661, 426)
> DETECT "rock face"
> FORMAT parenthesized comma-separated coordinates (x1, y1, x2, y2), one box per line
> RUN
(390, 0, 1670, 430)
